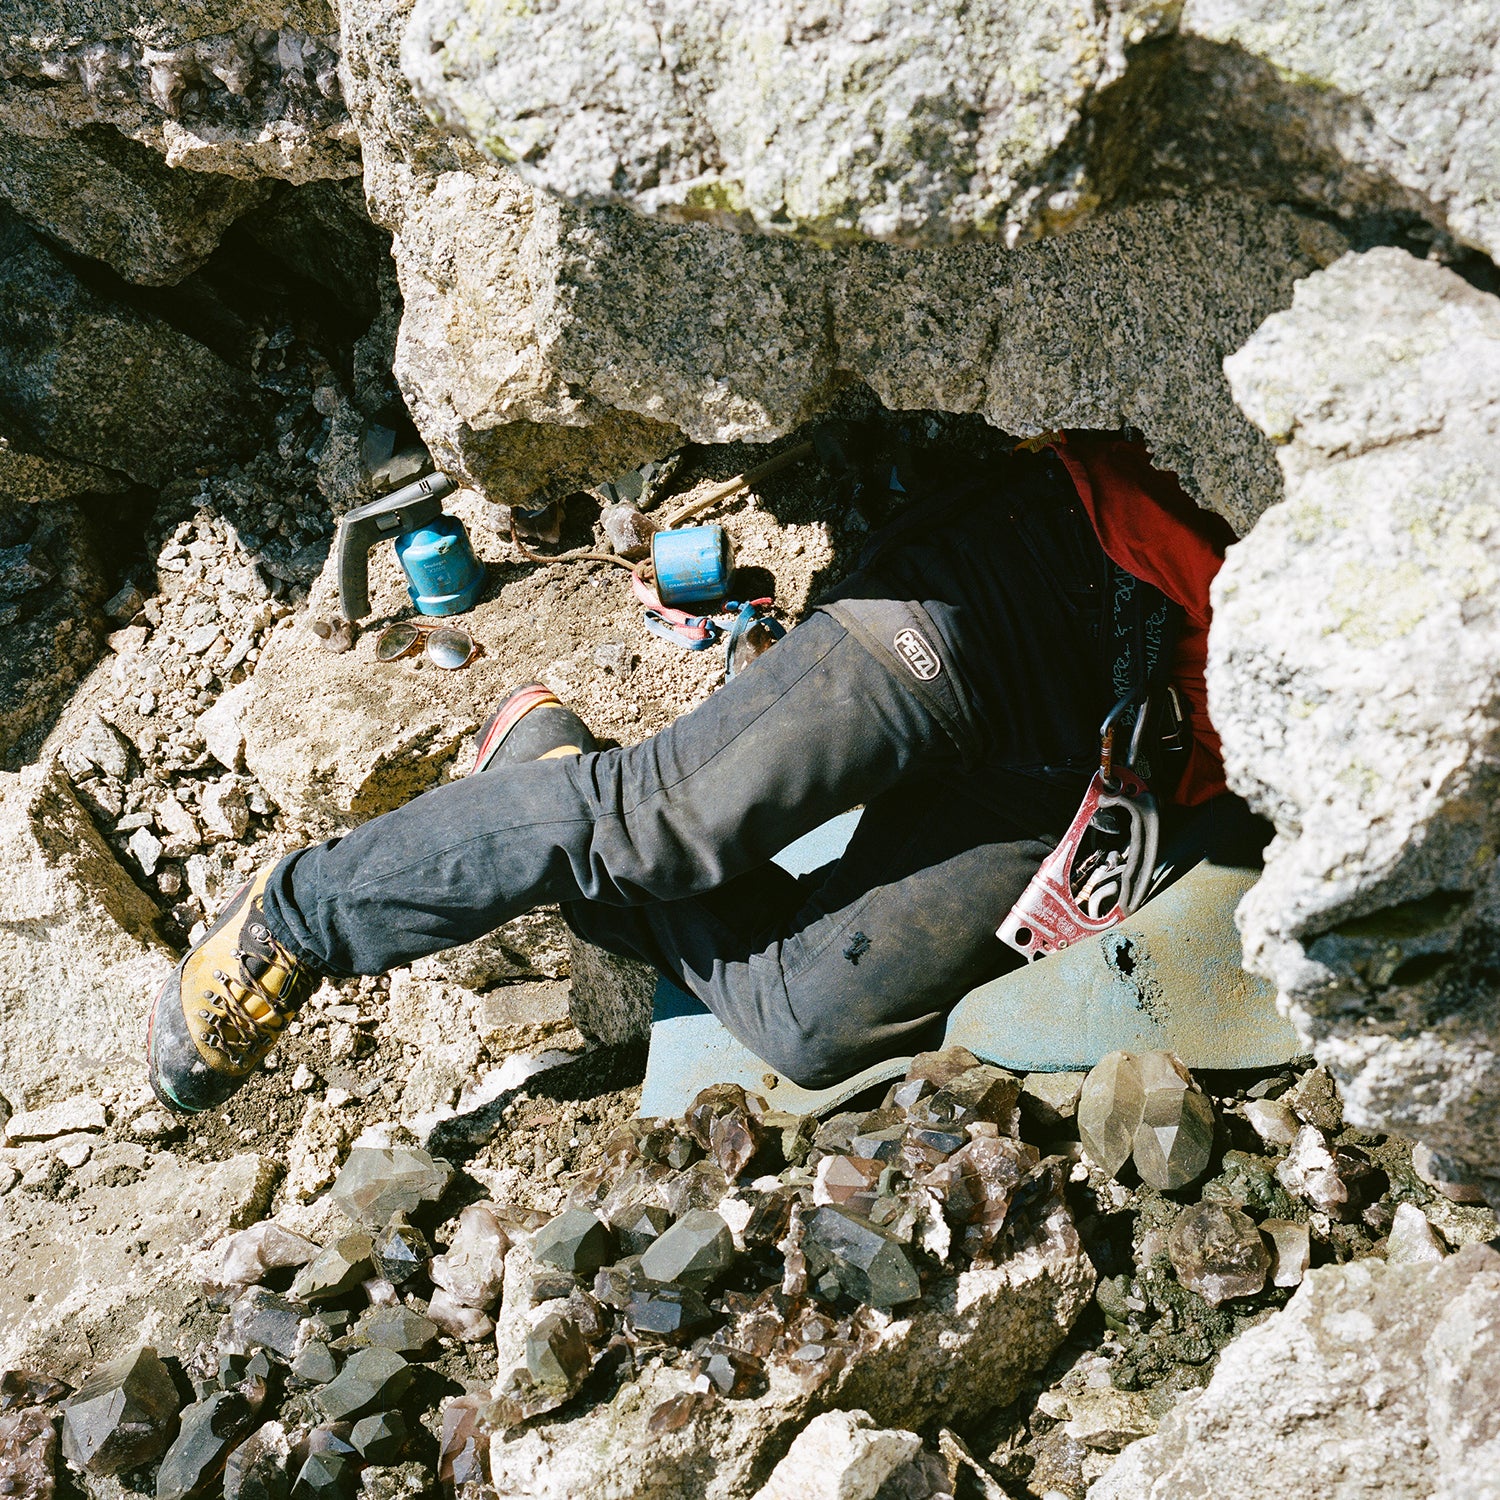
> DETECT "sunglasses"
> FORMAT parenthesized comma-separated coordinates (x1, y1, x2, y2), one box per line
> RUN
(375, 619, 477, 669)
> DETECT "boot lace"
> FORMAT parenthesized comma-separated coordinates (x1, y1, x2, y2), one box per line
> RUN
(200, 928, 306, 1064)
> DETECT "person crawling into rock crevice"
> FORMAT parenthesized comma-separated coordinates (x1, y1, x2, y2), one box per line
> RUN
(147, 433, 1241, 1114)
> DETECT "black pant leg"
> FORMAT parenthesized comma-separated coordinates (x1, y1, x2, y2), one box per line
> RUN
(564, 770, 1083, 1088)
(259, 612, 962, 976)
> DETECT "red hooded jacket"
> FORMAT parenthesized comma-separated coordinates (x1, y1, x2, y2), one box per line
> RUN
(1053, 434, 1234, 806)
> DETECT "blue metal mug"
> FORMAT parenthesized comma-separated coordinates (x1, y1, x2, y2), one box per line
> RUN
(651, 525, 734, 611)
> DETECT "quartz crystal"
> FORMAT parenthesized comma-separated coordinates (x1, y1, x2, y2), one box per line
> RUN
(198, 1224, 319, 1299)
(524, 1311, 591, 1392)
(898, 1126, 966, 1177)
(222, 1420, 292, 1500)
(758, 1112, 816, 1169)
(428, 1204, 508, 1309)
(905, 1047, 982, 1089)
(61, 1347, 180, 1476)
(437, 1397, 490, 1489)
(427, 1289, 495, 1343)
(646, 1391, 712, 1434)
(0, 1373, 68, 1412)
(1259, 1218, 1310, 1287)
(301, 1425, 356, 1460)
(217, 1351, 273, 1415)
(1020, 1071, 1087, 1129)
(661, 1160, 730, 1219)
(230, 1289, 308, 1361)
(683, 1084, 765, 1149)
(290, 1450, 353, 1500)
(591, 1162, 673, 1226)
(638, 1210, 736, 1290)
(1131, 1052, 1215, 1190)
(1276, 1125, 1347, 1214)
(155, 1391, 253, 1500)
(532, 1209, 615, 1276)
(591, 1261, 641, 1310)
(370, 1213, 433, 1287)
(742, 1187, 799, 1251)
(1385, 1202, 1447, 1264)
(847, 1125, 906, 1163)
(947, 1136, 1038, 1256)
(1077, 1052, 1145, 1178)
(291, 1233, 375, 1304)
(613, 1203, 672, 1257)
(1166, 1202, 1271, 1306)
(886, 1078, 933, 1111)
(708, 1109, 760, 1178)
(697, 1346, 765, 1398)
(623, 1287, 715, 1343)
(345, 1307, 440, 1359)
(329, 1148, 453, 1229)
(663, 1133, 699, 1170)
(812, 1156, 883, 1217)
(313, 1350, 412, 1423)
(0, 1408, 56, 1500)
(1241, 1098, 1300, 1148)
(290, 1344, 339, 1388)
(911, 1065, 1021, 1135)
(801, 1206, 921, 1308)
(350, 1412, 406, 1465)
(811, 1113, 863, 1157)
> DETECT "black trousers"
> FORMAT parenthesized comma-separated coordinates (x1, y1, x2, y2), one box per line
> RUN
(261, 471, 1109, 1087)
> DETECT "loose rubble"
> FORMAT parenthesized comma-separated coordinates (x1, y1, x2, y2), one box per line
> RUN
(0, 1044, 1487, 1500)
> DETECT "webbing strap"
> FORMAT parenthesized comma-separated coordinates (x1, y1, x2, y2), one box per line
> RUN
(632, 572, 719, 648)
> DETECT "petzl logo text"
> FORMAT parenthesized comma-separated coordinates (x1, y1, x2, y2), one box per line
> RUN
(893, 627, 942, 681)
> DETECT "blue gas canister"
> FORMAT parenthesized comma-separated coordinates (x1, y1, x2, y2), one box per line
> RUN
(394, 515, 486, 616)
(651, 525, 734, 611)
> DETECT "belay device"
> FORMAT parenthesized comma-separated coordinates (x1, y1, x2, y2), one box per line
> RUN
(999, 694, 1163, 961)
(336, 472, 485, 620)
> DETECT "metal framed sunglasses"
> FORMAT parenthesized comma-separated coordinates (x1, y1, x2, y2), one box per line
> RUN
(375, 618, 477, 670)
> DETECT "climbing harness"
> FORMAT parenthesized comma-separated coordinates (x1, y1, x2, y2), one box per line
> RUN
(997, 691, 1163, 961)
(632, 570, 719, 650)
(998, 532, 1186, 962)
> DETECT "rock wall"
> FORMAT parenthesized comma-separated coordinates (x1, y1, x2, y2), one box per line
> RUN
(0, 0, 356, 192)
(403, 0, 1500, 260)
(0, 762, 172, 1109)
(344, 0, 1351, 521)
(1212, 246, 1500, 1191)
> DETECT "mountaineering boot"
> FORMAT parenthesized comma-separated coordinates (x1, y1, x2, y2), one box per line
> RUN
(470, 683, 598, 774)
(147, 863, 316, 1113)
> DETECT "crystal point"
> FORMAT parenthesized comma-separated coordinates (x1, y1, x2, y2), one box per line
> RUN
(60, 1347, 180, 1476)
(531, 1209, 615, 1276)
(638, 1209, 736, 1291)
(329, 1148, 452, 1230)
(1077, 1051, 1145, 1177)
(1166, 1202, 1270, 1306)
(801, 1206, 920, 1307)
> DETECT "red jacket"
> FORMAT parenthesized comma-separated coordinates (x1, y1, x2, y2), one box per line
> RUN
(1053, 434, 1234, 807)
